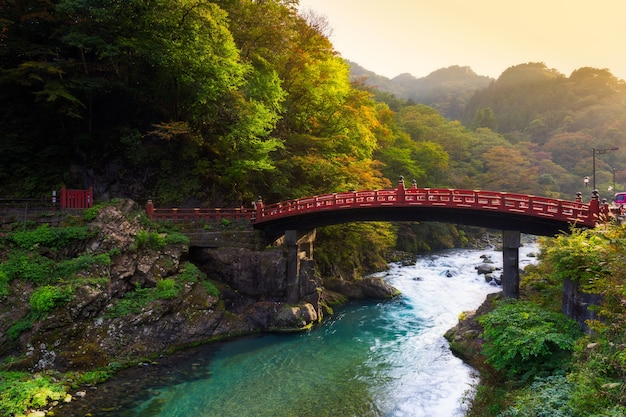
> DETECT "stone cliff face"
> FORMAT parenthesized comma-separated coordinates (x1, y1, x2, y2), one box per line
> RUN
(0, 200, 399, 372)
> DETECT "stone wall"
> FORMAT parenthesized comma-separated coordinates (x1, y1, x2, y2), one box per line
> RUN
(562, 278, 602, 331)
(185, 230, 266, 250)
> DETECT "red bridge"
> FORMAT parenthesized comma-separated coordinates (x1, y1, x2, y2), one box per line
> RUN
(145, 180, 602, 300)
(146, 181, 600, 239)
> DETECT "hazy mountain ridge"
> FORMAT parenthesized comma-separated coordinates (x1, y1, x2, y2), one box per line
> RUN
(349, 62, 493, 119)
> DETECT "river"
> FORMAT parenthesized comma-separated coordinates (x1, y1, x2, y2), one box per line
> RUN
(60, 243, 539, 417)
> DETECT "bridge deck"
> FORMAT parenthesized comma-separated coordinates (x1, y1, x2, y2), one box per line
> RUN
(146, 187, 599, 238)
(258, 188, 592, 224)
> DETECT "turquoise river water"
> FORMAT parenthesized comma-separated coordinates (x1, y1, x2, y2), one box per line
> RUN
(60, 244, 538, 417)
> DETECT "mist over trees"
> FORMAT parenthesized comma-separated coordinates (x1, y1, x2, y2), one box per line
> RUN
(357, 62, 626, 198)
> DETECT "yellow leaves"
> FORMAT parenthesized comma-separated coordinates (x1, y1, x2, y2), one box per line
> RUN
(289, 153, 388, 194)
(149, 121, 203, 146)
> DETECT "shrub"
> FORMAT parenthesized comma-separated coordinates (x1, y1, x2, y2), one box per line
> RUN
(0, 269, 9, 298)
(165, 232, 190, 245)
(94, 253, 111, 266)
(71, 369, 113, 386)
(133, 230, 167, 250)
(133, 230, 149, 249)
(179, 262, 205, 283)
(567, 338, 626, 416)
(9, 224, 89, 249)
(105, 285, 156, 318)
(543, 227, 609, 290)
(179, 262, 217, 296)
(498, 374, 576, 417)
(2, 252, 55, 284)
(201, 280, 220, 297)
(7, 318, 34, 341)
(156, 278, 180, 299)
(29, 285, 73, 314)
(83, 202, 107, 221)
(0, 371, 67, 416)
(479, 300, 581, 380)
(54, 254, 97, 278)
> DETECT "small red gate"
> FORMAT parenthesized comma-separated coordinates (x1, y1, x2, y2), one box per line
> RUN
(59, 186, 93, 209)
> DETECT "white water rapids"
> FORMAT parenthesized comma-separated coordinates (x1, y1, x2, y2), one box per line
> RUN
(369, 243, 538, 416)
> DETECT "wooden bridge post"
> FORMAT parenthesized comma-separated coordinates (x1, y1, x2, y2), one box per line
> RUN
(502, 230, 521, 298)
(60, 186, 67, 209)
(285, 229, 316, 304)
(255, 195, 264, 221)
(397, 176, 405, 203)
(589, 189, 600, 224)
(145, 200, 154, 218)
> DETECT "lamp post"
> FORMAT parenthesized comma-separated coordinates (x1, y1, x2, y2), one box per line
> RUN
(613, 168, 626, 193)
(593, 147, 619, 190)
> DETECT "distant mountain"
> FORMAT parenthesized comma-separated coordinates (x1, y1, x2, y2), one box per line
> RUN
(349, 62, 493, 120)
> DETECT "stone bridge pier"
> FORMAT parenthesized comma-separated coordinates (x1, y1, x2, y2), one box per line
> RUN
(502, 230, 521, 298)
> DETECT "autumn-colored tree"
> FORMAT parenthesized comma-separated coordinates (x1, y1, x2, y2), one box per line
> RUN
(543, 133, 595, 172)
(477, 145, 538, 193)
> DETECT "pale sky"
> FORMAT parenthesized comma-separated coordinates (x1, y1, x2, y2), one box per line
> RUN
(298, 0, 626, 81)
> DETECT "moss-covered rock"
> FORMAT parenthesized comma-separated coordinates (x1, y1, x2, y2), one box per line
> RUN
(444, 292, 502, 368)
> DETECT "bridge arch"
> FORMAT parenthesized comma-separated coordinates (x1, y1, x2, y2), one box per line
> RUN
(252, 180, 597, 240)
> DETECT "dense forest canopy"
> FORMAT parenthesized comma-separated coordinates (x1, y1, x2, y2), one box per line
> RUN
(2, 1, 626, 205)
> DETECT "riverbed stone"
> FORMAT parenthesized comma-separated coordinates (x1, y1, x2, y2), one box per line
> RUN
(475, 263, 499, 275)
(273, 303, 318, 329)
(323, 276, 400, 300)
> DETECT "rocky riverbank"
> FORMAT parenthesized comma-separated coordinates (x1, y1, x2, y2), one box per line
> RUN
(0, 200, 399, 377)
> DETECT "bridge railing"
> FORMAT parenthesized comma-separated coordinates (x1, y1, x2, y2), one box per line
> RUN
(257, 188, 595, 227)
(0, 186, 93, 210)
(145, 187, 597, 228)
(146, 201, 255, 222)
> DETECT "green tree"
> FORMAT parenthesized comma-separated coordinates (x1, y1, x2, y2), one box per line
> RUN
(543, 132, 595, 171)
(471, 107, 498, 131)
(1, 0, 289, 202)
(315, 222, 396, 277)
(532, 225, 626, 416)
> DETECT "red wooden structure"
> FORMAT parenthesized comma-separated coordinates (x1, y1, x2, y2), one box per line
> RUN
(255, 187, 597, 228)
(145, 182, 600, 230)
(59, 186, 93, 209)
